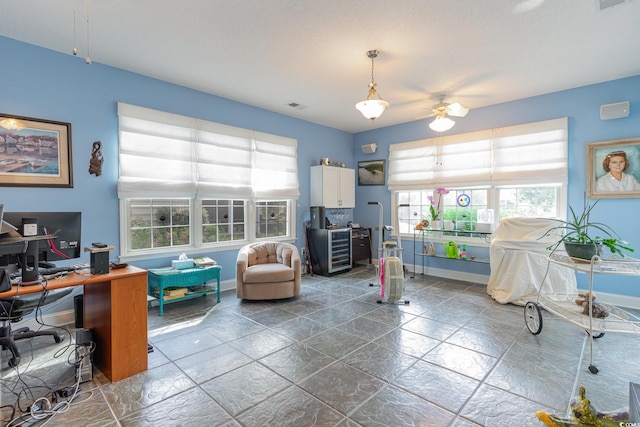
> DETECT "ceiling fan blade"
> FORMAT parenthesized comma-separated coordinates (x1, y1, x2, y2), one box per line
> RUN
(447, 102, 469, 117)
(415, 111, 436, 120)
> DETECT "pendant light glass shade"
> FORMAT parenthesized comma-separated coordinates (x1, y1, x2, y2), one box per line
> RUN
(356, 50, 389, 122)
(356, 98, 390, 121)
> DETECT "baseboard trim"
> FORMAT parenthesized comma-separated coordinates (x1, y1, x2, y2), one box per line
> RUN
(15, 279, 639, 330)
(406, 263, 640, 310)
(146, 278, 236, 308)
(16, 309, 76, 330)
(593, 290, 640, 311)
(17, 279, 237, 329)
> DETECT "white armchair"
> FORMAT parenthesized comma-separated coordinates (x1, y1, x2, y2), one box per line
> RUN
(236, 242, 301, 300)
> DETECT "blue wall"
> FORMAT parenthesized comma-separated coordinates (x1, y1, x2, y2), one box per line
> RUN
(0, 36, 352, 280)
(353, 76, 640, 296)
(2, 36, 640, 297)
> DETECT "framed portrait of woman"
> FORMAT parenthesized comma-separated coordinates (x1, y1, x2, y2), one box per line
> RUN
(587, 137, 640, 199)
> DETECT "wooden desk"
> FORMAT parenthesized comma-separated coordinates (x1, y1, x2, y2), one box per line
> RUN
(0, 266, 148, 382)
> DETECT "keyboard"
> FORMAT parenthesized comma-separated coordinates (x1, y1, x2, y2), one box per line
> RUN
(10, 266, 74, 280)
(38, 266, 74, 276)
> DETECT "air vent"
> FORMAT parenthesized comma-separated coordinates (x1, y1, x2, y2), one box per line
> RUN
(287, 102, 307, 110)
(598, 0, 626, 10)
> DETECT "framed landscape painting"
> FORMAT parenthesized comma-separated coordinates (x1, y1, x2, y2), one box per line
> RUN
(587, 137, 640, 199)
(358, 159, 385, 186)
(0, 114, 73, 188)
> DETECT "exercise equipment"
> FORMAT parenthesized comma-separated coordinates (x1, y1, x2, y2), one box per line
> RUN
(368, 201, 409, 305)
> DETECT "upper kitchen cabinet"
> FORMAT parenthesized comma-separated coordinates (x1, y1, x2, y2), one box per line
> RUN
(310, 165, 355, 208)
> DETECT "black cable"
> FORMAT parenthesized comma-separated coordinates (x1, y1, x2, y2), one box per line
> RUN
(2, 341, 87, 426)
(0, 275, 80, 426)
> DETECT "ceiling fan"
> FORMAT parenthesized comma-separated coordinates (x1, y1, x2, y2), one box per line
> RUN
(425, 95, 469, 132)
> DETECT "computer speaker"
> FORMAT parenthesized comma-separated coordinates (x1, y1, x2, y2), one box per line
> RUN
(361, 143, 377, 154)
(600, 101, 630, 120)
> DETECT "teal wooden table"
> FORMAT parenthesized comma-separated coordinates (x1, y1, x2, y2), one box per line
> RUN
(147, 265, 221, 315)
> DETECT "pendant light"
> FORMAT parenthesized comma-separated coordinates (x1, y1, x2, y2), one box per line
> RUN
(355, 50, 390, 122)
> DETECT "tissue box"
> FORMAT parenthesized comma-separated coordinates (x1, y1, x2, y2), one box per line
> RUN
(172, 259, 195, 270)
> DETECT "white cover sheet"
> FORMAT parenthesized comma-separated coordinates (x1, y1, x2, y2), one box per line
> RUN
(487, 218, 577, 305)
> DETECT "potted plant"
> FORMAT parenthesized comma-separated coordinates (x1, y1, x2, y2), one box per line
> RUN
(544, 199, 633, 260)
(427, 187, 449, 229)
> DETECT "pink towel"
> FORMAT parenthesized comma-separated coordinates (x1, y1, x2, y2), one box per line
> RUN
(379, 258, 385, 298)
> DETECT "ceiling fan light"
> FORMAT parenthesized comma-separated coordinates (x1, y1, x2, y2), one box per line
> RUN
(429, 116, 455, 132)
(356, 99, 389, 121)
(447, 102, 469, 117)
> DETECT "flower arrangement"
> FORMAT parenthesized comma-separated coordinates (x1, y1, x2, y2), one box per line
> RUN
(428, 187, 449, 220)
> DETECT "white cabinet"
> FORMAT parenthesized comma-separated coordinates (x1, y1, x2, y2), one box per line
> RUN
(310, 165, 355, 208)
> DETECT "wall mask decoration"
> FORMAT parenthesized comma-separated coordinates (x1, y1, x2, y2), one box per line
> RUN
(89, 140, 103, 176)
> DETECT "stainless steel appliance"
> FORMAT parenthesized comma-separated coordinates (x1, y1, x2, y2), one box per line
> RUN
(308, 227, 352, 276)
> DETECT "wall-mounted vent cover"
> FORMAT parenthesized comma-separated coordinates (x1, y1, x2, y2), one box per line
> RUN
(600, 101, 630, 120)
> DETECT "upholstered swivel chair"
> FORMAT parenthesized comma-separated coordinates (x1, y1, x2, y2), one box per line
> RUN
(236, 241, 301, 300)
(0, 284, 72, 367)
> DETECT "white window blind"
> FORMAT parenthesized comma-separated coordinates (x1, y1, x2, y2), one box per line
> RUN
(117, 103, 299, 199)
(388, 117, 567, 190)
(491, 119, 568, 186)
(253, 131, 300, 199)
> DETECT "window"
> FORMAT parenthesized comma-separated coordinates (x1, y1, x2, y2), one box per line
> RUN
(498, 186, 560, 219)
(129, 199, 191, 250)
(256, 200, 290, 238)
(390, 118, 568, 238)
(397, 188, 488, 234)
(117, 103, 299, 259)
(202, 199, 245, 243)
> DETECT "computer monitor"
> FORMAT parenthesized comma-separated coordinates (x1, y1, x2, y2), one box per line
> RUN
(2, 212, 82, 262)
(0, 212, 82, 283)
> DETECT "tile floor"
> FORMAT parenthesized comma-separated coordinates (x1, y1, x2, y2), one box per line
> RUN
(2, 265, 639, 426)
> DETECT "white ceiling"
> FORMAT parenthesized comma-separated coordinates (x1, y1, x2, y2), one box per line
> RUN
(1, 0, 639, 133)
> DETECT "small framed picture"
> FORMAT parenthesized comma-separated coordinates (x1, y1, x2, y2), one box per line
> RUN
(358, 159, 385, 186)
(587, 137, 640, 199)
(0, 113, 73, 188)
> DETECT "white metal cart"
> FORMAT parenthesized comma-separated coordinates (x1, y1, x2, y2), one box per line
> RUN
(524, 253, 640, 374)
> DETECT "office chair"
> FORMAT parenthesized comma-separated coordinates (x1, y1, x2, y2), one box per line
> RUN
(0, 273, 72, 367)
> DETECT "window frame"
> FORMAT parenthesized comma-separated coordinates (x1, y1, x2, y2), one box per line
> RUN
(120, 198, 297, 262)
(393, 184, 566, 245)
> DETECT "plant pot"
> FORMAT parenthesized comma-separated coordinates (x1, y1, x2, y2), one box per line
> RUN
(564, 242, 603, 260)
(430, 220, 441, 230)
